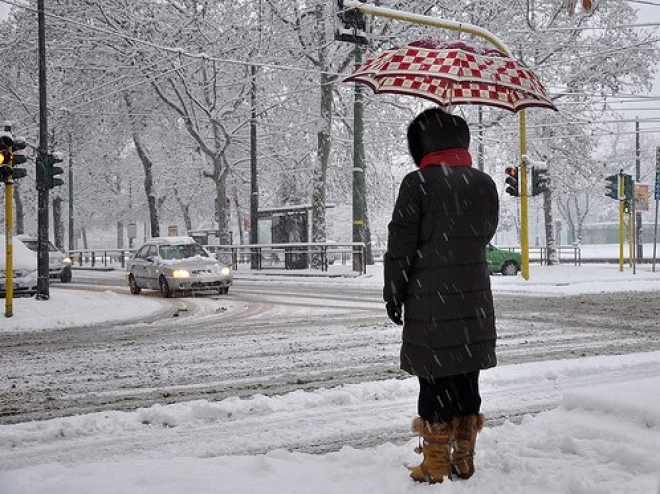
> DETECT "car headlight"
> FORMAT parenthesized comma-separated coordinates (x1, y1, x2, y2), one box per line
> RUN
(171, 269, 190, 278)
(220, 266, 231, 276)
(63, 257, 73, 265)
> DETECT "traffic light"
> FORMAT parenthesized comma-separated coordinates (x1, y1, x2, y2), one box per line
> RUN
(0, 124, 29, 183)
(335, 0, 368, 45)
(623, 174, 633, 200)
(9, 168, 27, 180)
(0, 120, 12, 147)
(531, 167, 549, 196)
(9, 136, 27, 180)
(505, 166, 519, 197)
(0, 165, 9, 182)
(623, 199, 631, 215)
(604, 174, 618, 200)
(45, 152, 64, 189)
(566, 0, 593, 15)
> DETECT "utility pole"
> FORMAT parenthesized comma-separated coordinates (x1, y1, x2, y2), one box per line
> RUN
(336, 0, 368, 272)
(36, 0, 50, 300)
(250, 64, 259, 268)
(352, 42, 365, 273)
(68, 131, 74, 251)
(635, 119, 643, 261)
(653, 147, 659, 272)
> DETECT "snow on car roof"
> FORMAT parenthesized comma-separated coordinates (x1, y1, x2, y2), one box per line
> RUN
(0, 234, 38, 270)
(144, 236, 197, 245)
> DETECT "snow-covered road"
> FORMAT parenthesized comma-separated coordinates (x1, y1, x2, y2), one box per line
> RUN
(0, 283, 660, 423)
(2, 275, 660, 427)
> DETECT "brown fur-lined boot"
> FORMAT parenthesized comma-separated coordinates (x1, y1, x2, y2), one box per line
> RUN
(409, 417, 454, 484)
(451, 413, 485, 480)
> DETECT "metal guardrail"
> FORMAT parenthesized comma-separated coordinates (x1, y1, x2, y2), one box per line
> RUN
(75, 243, 652, 272)
(497, 245, 582, 265)
(69, 249, 132, 269)
(205, 242, 367, 274)
(371, 245, 583, 266)
(68, 242, 368, 274)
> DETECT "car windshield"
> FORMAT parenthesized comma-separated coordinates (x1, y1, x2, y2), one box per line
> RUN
(19, 239, 58, 253)
(20, 239, 37, 251)
(158, 243, 208, 260)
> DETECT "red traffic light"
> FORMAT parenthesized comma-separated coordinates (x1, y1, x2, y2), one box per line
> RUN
(505, 166, 520, 197)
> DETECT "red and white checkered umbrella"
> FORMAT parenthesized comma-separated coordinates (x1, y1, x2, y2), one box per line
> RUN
(345, 40, 556, 112)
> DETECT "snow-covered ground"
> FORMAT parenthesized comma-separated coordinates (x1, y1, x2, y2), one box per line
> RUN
(1, 263, 660, 493)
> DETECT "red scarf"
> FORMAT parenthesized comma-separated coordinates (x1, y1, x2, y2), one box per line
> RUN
(420, 149, 473, 169)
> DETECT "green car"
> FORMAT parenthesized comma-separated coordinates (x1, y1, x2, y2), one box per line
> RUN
(487, 244, 521, 276)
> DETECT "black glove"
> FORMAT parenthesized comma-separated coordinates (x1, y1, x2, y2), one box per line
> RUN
(386, 302, 403, 325)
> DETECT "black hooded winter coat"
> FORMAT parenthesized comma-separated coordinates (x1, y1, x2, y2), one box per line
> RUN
(383, 160, 499, 380)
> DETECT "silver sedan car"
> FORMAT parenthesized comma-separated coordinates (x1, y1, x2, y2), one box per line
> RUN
(127, 237, 233, 297)
(1, 233, 38, 298)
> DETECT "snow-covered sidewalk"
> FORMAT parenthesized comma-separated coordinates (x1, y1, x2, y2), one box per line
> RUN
(1, 354, 659, 493)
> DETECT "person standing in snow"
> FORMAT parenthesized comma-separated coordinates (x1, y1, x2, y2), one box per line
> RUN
(383, 107, 499, 484)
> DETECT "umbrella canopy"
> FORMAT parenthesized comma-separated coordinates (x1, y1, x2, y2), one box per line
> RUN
(345, 40, 556, 112)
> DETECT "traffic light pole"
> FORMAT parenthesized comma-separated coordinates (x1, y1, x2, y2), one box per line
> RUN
(336, 2, 367, 273)
(352, 42, 365, 273)
(68, 132, 74, 251)
(2, 124, 30, 317)
(635, 119, 642, 263)
(342, 0, 533, 279)
(4, 167, 14, 317)
(619, 171, 625, 273)
(249, 64, 258, 269)
(37, 0, 50, 300)
(519, 113, 530, 280)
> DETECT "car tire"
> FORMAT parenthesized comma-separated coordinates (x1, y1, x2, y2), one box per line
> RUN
(159, 276, 172, 298)
(501, 261, 519, 276)
(218, 287, 229, 295)
(129, 275, 142, 295)
(60, 269, 72, 283)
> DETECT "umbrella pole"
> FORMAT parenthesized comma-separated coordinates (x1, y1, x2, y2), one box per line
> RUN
(342, 0, 535, 279)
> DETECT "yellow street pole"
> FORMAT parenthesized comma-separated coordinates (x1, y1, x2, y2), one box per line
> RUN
(342, 1, 533, 279)
(4, 180, 14, 317)
(618, 174, 624, 273)
(342, 1, 511, 54)
(519, 111, 530, 280)
(627, 210, 633, 268)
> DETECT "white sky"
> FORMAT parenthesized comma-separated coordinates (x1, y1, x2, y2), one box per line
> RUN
(623, 2, 660, 129)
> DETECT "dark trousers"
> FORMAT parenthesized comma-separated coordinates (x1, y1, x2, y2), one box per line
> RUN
(417, 371, 481, 424)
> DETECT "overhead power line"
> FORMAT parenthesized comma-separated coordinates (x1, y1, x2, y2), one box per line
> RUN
(0, 0, 346, 78)
(628, 0, 660, 7)
(2, 0, 660, 143)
